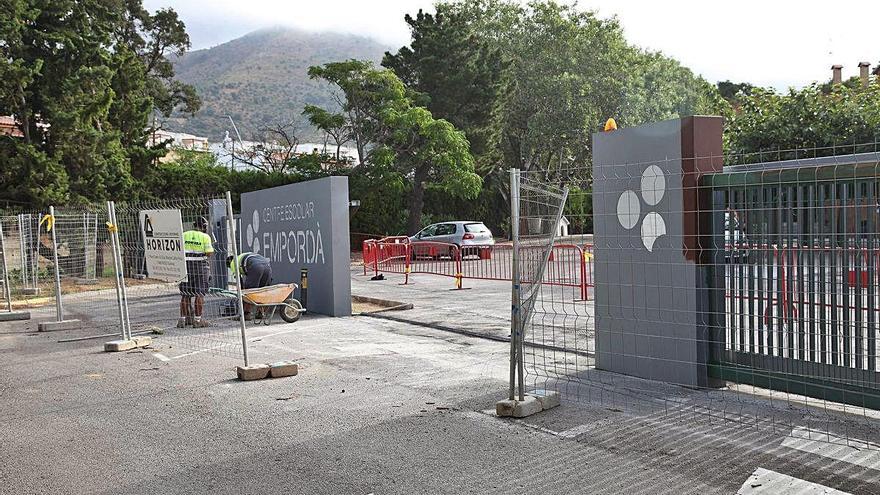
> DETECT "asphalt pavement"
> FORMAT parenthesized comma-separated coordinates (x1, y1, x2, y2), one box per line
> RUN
(1, 269, 879, 494)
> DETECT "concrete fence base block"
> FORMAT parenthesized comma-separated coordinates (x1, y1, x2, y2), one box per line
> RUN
(19, 288, 41, 296)
(104, 339, 137, 352)
(38, 319, 81, 332)
(73, 278, 99, 285)
(237, 364, 271, 381)
(495, 395, 542, 418)
(269, 360, 299, 378)
(0, 311, 31, 322)
(528, 389, 561, 411)
(131, 335, 153, 347)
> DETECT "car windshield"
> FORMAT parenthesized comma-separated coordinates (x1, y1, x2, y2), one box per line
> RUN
(464, 223, 488, 233)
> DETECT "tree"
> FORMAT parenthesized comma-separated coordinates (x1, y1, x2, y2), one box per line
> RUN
(407, 0, 725, 176)
(725, 84, 880, 162)
(302, 105, 352, 162)
(0, 0, 198, 206)
(308, 61, 481, 233)
(382, 7, 509, 175)
(225, 120, 304, 174)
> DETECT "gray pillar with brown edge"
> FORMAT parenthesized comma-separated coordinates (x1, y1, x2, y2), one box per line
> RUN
(592, 116, 725, 387)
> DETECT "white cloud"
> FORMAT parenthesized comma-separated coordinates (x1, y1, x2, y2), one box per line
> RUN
(146, 0, 879, 90)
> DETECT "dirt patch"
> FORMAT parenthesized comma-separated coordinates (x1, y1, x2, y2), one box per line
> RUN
(352, 300, 390, 314)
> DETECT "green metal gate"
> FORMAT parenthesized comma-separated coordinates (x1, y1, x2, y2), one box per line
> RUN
(704, 154, 880, 409)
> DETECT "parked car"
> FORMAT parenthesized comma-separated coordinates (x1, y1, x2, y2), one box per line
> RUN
(409, 221, 495, 259)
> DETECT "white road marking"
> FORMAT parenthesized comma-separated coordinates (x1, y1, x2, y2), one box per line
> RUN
(782, 427, 880, 471)
(152, 352, 170, 362)
(737, 467, 850, 494)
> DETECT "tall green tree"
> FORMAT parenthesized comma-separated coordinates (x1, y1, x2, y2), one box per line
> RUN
(443, 0, 725, 174)
(725, 84, 880, 162)
(308, 61, 481, 233)
(0, 0, 198, 206)
(382, 7, 509, 174)
(382, 6, 510, 232)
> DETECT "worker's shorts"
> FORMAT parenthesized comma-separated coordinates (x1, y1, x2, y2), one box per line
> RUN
(179, 260, 210, 296)
(242, 261, 272, 290)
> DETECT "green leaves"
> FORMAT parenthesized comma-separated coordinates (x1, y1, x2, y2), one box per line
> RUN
(0, 0, 199, 207)
(308, 60, 481, 232)
(726, 84, 880, 162)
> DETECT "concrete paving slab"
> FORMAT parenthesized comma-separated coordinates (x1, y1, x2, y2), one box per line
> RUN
(0, 311, 30, 321)
(237, 364, 271, 381)
(38, 319, 81, 332)
(269, 360, 299, 378)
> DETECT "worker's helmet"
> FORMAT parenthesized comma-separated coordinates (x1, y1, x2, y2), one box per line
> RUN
(196, 216, 209, 231)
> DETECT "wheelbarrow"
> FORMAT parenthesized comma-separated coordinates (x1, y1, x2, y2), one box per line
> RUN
(214, 283, 305, 325)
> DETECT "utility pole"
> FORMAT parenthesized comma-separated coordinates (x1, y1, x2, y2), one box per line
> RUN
(226, 116, 243, 171)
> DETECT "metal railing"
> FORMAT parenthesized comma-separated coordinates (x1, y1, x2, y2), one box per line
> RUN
(362, 238, 594, 298)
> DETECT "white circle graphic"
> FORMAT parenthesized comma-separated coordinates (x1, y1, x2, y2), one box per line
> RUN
(246, 224, 254, 247)
(251, 210, 260, 234)
(253, 237, 260, 254)
(640, 165, 665, 206)
(616, 190, 640, 230)
(641, 212, 667, 252)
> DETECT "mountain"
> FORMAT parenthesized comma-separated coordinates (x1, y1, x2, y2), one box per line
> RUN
(164, 27, 389, 141)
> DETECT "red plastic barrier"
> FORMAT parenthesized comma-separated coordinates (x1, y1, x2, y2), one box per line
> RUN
(366, 239, 596, 297)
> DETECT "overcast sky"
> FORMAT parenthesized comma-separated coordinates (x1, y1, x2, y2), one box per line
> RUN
(144, 0, 879, 90)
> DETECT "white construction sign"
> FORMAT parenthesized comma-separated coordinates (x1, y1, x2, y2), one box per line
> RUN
(139, 209, 187, 283)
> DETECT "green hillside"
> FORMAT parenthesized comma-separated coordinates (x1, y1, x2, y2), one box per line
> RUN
(165, 27, 388, 140)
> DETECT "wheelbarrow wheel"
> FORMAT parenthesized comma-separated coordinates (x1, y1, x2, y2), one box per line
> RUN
(280, 298, 303, 323)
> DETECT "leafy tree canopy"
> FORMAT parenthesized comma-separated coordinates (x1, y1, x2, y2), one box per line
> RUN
(0, 0, 198, 207)
(725, 83, 880, 163)
(308, 60, 480, 233)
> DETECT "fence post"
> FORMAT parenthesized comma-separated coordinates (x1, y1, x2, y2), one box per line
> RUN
(373, 243, 379, 277)
(362, 240, 368, 276)
(107, 202, 128, 340)
(111, 202, 133, 340)
(509, 168, 522, 401)
(17, 215, 25, 287)
(403, 243, 411, 285)
(454, 246, 464, 290)
(580, 248, 588, 301)
(226, 191, 250, 367)
(0, 221, 12, 312)
(48, 206, 63, 322)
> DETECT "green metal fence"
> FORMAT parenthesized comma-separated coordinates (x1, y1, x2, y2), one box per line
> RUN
(704, 153, 880, 408)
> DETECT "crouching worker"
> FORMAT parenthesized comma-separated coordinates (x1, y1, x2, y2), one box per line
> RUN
(227, 252, 272, 320)
(178, 216, 214, 328)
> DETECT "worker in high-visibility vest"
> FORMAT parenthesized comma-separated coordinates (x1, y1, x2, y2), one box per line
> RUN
(178, 216, 214, 328)
(227, 251, 272, 319)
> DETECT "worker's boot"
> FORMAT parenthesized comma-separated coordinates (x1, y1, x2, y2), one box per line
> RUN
(185, 316, 194, 326)
(176, 317, 187, 328)
(192, 317, 211, 328)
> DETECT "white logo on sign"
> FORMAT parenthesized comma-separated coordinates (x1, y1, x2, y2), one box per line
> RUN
(616, 164, 667, 252)
(246, 209, 260, 254)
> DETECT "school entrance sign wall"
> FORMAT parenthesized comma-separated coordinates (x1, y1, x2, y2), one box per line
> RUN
(139, 209, 187, 283)
(240, 176, 351, 317)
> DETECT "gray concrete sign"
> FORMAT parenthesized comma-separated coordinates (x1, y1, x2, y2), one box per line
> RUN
(592, 116, 723, 387)
(241, 176, 351, 316)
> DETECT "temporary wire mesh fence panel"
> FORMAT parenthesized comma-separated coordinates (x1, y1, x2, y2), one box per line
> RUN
(512, 171, 583, 395)
(111, 197, 245, 361)
(0, 211, 58, 313)
(44, 208, 121, 330)
(516, 147, 880, 451)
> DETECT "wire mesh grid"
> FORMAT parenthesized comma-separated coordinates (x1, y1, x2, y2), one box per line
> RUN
(515, 151, 880, 451)
(0, 210, 59, 314)
(111, 196, 246, 361)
